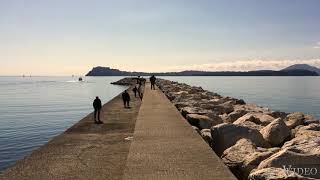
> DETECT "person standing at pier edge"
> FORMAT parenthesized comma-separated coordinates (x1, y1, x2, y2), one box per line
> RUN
(122, 90, 131, 108)
(150, 75, 156, 90)
(93, 96, 103, 124)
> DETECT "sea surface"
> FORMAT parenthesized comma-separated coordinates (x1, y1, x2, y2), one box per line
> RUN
(0, 76, 319, 172)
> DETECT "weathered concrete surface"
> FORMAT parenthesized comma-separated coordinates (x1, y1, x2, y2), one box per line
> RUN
(123, 82, 236, 180)
(0, 87, 142, 180)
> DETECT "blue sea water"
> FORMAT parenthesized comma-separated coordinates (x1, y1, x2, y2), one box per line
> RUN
(0, 76, 319, 172)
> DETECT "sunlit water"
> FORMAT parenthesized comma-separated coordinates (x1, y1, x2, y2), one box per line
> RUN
(0, 76, 127, 171)
(0, 76, 319, 172)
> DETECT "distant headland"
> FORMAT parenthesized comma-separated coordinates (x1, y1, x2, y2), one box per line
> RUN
(86, 64, 320, 76)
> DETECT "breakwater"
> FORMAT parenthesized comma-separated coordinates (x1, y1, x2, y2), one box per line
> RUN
(156, 78, 320, 180)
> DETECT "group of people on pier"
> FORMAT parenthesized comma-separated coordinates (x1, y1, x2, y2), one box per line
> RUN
(92, 75, 157, 124)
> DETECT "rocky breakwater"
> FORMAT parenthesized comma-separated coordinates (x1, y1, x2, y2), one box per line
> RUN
(156, 78, 320, 180)
(111, 77, 137, 85)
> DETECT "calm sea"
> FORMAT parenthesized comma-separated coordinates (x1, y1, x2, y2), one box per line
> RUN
(0, 76, 319, 171)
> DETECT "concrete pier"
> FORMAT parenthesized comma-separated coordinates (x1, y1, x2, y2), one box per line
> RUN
(1, 82, 235, 180)
(123, 82, 236, 180)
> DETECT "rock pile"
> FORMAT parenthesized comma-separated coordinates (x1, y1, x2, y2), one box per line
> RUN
(156, 78, 320, 180)
(111, 77, 143, 85)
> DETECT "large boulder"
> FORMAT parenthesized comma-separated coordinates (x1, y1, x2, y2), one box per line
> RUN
(187, 86, 204, 94)
(201, 91, 217, 98)
(208, 98, 225, 105)
(284, 112, 305, 129)
(212, 103, 234, 115)
(235, 104, 271, 114)
(170, 86, 182, 92)
(281, 135, 320, 154)
(295, 129, 320, 138)
(293, 123, 320, 138)
(255, 113, 276, 126)
(296, 123, 320, 132)
(180, 107, 211, 117)
(235, 99, 246, 105)
(235, 121, 264, 131)
(257, 149, 320, 179)
(210, 123, 270, 156)
(248, 167, 310, 180)
(200, 129, 213, 148)
(267, 111, 288, 119)
(234, 113, 262, 125)
(221, 138, 257, 179)
(258, 136, 320, 179)
(198, 103, 217, 110)
(174, 101, 191, 110)
(242, 148, 280, 179)
(222, 138, 280, 179)
(221, 110, 248, 123)
(234, 113, 275, 126)
(304, 115, 319, 125)
(186, 114, 222, 129)
(260, 118, 291, 146)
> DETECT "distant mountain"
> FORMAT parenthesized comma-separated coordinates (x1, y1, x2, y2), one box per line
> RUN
(86, 66, 318, 76)
(281, 64, 320, 75)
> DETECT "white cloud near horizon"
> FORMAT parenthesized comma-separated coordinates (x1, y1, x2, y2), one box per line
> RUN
(312, 42, 320, 49)
(168, 59, 320, 72)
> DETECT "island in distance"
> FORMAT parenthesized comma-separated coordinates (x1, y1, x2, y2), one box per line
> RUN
(85, 64, 320, 76)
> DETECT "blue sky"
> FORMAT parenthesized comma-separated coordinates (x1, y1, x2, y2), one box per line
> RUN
(1, 0, 320, 75)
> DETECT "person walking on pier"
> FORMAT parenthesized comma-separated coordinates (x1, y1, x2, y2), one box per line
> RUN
(122, 90, 131, 108)
(137, 76, 142, 89)
(132, 86, 138, 97)
(150, 75, 156, 90)
(136, 76, 144, 100)
(93, 96, 103, 124)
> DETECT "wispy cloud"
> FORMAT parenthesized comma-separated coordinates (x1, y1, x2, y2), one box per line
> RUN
(312, 42, 320, 49)
(168, 59, 320, 72)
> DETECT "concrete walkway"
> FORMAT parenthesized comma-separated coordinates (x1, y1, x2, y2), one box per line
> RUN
(0, 87, 142, 180)
(123, 82, 236, 180)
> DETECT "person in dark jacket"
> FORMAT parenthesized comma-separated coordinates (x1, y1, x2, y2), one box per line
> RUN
(93, 96, 102, 124)
(122, 90, 131, 108)
(150, 75, 156, 90)
(132, 86, 138, 97)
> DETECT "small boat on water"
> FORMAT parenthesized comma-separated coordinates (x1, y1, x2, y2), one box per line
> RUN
(78, 77, 83, 81)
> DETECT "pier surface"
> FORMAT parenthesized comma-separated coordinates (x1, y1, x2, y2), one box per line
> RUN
(1, 82, 235, 180)
(123, 82, 236, 180)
